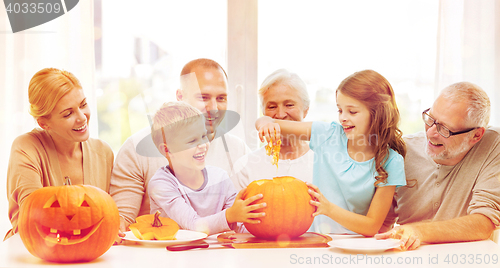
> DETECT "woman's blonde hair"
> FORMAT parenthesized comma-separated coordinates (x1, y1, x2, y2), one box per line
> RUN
(28, 68, 82, 119)
(337, 70, 406, 186)
(151, 102, 203, 154)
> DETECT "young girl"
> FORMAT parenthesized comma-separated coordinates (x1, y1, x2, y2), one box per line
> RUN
(256, 70, 406, 237)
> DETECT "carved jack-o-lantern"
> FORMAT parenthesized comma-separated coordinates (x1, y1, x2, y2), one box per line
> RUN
(18, 178, 120, 263)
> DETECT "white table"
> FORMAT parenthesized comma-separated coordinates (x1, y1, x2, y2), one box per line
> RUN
(2, 234, 499, 268)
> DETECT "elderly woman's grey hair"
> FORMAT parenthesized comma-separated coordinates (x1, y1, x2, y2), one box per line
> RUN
(258, 69, 310, 110)
(439, 82, 491, 128)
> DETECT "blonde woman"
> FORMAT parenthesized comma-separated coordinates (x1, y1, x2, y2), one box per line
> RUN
(5, 68, 113, 240)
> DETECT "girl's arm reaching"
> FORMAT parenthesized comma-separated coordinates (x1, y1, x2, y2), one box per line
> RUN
(307, 182, 396, 236)
(255, 116, 313, 144)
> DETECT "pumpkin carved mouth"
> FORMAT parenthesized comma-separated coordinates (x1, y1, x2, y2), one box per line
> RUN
(35, 218, 104, 245)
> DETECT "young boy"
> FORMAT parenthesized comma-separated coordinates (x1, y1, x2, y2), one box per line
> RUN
(148, 102, 265, 235)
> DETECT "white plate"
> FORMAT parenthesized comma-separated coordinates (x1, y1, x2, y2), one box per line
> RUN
(328, 238, 400, 253)
(122, 230, 208, 247)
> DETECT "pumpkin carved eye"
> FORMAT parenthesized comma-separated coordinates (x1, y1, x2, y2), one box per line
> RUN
(80, 194, 96, 208)
(50, 200, 61, 208)
(42, 194, 95, 209)
(43, 195, 60, 209)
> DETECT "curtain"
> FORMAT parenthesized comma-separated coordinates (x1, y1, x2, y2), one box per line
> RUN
(0, 1, 95, 235)
(436, 0, 500, 126)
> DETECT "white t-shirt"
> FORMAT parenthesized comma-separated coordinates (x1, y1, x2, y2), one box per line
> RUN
(231, 146, 314, 191)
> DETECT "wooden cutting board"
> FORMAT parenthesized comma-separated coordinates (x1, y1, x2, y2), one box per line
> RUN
(217, 232, 332, 248)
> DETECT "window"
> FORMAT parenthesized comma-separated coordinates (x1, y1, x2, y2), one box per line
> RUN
(96, 0, 497, 152)
(258, 0, 439, 137)
(95, 0, 227, 151)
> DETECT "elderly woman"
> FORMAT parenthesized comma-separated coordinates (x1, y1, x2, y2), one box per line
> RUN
(232, 69, 314, 190)
(5, 68, 114, 239)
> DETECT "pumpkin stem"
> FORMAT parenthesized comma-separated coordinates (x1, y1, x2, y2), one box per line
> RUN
(152, 211, 163, 227)
(64, 176, 72, 186)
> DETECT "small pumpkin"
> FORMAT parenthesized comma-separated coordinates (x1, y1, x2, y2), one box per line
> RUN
(129, 211, 179, 240)
(243, 176, 315, 239)
(18, 177, 120, 263)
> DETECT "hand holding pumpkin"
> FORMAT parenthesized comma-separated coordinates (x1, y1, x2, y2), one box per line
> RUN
(226, 188, 266, 224)
(307, 182, 334, 218)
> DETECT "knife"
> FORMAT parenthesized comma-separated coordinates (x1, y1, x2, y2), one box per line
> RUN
(166, 241, 238, 251)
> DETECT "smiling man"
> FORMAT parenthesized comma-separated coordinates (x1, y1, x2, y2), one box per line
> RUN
(176, 60, 229, 140)
(378, 82, 500, 250)
(109, 59, 250, 232)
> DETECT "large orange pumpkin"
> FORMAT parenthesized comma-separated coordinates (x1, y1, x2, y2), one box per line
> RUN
(18, 178, 120, 263)
(243, 176, 315, 239)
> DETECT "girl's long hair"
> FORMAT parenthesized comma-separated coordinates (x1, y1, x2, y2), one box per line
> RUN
(337, 70, 406, 186)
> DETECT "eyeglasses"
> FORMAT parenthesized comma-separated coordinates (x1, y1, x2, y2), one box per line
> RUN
(422, 108, 477, 138)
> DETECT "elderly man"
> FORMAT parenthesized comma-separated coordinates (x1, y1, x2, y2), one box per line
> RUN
(110, 58, 250, 232)
(232, 69, 314, 190)
(377, 82, 500, 250)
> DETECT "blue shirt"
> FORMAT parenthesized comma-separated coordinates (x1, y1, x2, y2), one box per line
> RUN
(309, 121, 406, 234)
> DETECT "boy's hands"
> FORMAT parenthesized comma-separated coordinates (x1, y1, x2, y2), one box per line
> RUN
(226, 188, 266, 224)
(306, 182, 333, 217)
(256, 116, 281, 145)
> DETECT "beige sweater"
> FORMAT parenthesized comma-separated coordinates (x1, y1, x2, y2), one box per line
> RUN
(383, 127, 500, 230)
(5, 129, 114, 239)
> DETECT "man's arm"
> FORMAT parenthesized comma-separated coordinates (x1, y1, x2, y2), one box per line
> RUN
(109, 138, 147, 231)
(415, 214, 495, 242)
(376, 214, 496, 250)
